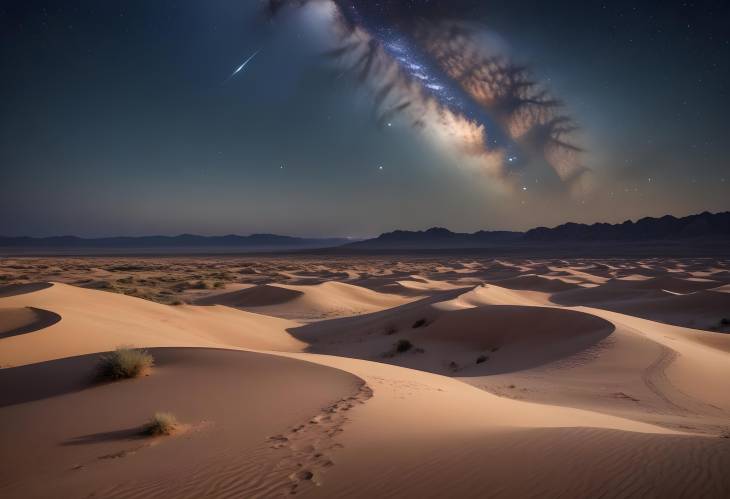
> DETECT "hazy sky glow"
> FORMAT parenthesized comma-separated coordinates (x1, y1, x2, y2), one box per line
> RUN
(1, 0, 728, 237)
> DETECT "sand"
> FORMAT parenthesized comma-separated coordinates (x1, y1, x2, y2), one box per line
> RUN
(1, 255, 729, 497)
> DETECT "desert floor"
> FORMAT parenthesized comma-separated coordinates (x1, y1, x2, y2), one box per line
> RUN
(1, 255, 729, 498)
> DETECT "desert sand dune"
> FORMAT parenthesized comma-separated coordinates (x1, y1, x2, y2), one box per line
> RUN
(552, 280, 730, 331)
(0, 282, 53, 298)
(0, 283, 304, 367)
(0, 306, 61, 340)
(0, 348, 364, 498)
(195, 281, 416, 322)
(490, 273, 582, 292)
(1, 257, 729, 498)
(195, 283, 304, 307)
(293, 299, 614, 377)
(347, 276, 428, 296)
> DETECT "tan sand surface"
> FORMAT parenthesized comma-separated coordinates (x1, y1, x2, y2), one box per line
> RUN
(1, 256, 729, 497)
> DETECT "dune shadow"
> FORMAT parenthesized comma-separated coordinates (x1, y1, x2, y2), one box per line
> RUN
(0, 307, 62, 339)
(194, 284, 304, 308)
(0, 354, 100, 407)
(61, 426, 145, 446)
(287, 287, 471, 345)
(0, 282, 53, 298)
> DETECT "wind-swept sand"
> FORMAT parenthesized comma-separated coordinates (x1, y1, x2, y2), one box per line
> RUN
(195, 281, 416, 322)
(1, 256, 729, 497)
(0, 348, 366, 498)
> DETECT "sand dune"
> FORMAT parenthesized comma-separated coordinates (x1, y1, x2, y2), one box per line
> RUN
(195, 283, 304, 307)
(0, 283, 304, 367)
(0, 282, 53, 298)
(491, 273, 582, 292)
(1, 256, 729, 498)
(0, 348, 364, 498)
(553, 281, 730, 331)
(294, 300, 614, 377)
(195, 281, 415, 322)
(0, 306, 61, 340)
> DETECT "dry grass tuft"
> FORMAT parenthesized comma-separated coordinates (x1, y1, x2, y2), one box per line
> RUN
(142, 412, 179, 436)
(97, 347, 154, 380)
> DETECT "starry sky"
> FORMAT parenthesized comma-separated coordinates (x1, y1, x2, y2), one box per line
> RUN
(1, 0, 728, 238)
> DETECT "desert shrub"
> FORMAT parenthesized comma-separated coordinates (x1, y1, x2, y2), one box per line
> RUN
(97, 347, 154, 380)
(142, 412, 178, 436)
(720, 318, 730, 326)
(476, 355, 488, 364)
(395, 339, 413, 353)
(412, 318, 427, 329)
(190, 280, 211, 290)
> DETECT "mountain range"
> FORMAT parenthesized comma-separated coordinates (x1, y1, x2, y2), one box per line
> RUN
(2, 211, 728, 253)
(0, 234, 350, 252)
(344, 211, 730, 250)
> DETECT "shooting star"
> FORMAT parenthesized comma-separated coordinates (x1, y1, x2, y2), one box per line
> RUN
(225, 49, 261, 83)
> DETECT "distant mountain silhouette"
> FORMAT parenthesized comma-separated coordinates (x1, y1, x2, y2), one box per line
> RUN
(345, 227, 522, 250)
(0, 233, 350, 251)
(524, 211, 730, 241)
(346, 211, 730, 249)
(3, 211, 729, 254)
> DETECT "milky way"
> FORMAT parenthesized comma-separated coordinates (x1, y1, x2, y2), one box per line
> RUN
(265, 0, 591, 195)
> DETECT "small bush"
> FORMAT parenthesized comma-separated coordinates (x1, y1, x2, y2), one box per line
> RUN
(395, 339, 413, 353)
(190, 280, 211, 290)
(97, 347, 154, 380)
(142, 412, 178, 436)
(720, 318, 730, 326)
(476, 355, 488, 364)
(412, 318, 427, 329)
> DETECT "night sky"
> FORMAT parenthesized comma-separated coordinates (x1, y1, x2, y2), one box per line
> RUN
(1, 0, 728, 237)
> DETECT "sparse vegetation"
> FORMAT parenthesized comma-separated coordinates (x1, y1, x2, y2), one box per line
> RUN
(142, 412, 179, 436)
(449, 361, 459, 371)
(395, 339, 413, 353)
(190, 280, 211, 290)
(412, 318, 427, 328)
(476, 355, 488, 364)
(720, 318, 730, 326)
(97, 347, 154, 380)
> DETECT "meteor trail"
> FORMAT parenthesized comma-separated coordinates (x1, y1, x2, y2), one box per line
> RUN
(225, 49, 260, 82)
